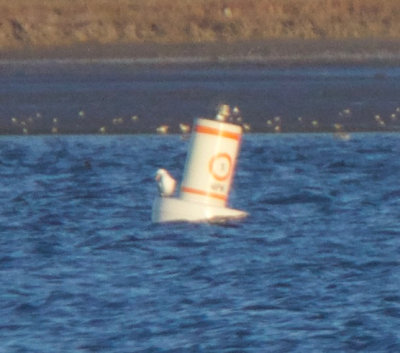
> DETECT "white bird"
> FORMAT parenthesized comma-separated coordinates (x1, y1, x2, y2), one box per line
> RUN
(232, 106, 240, 115)
(156, 125, 169, 134)
(242, 123, 251, 132)
(343, 108, 351, 117)
(231, 106, 243, 123)
(155, 169, 176, 197)
(216, 104, 230, 122)
(112, 117, 124, 125)
(179, 123, 190, 134)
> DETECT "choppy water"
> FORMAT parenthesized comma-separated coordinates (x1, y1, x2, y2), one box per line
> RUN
(1, 133, 400, 352)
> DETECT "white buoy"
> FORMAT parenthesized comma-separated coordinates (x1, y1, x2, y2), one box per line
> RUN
(152, 114, 247, 223)
(180, 118, 241, 207)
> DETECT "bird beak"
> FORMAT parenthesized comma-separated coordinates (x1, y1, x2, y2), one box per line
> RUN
(155, 174, 161, 181)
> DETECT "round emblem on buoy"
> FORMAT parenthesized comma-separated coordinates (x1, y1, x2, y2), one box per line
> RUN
(209, 153, 232, 181)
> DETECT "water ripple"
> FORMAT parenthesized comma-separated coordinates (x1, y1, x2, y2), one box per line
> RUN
(1, 134, 400, 352)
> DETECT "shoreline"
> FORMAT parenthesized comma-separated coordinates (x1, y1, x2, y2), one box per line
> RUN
(1, 39, 400, 67)
(1, 39, 400, 136)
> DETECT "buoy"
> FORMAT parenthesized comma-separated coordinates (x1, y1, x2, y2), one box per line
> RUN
(152, 112, 248, 223)
(180, 118, 241, 207)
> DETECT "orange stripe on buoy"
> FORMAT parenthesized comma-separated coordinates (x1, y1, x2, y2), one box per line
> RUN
(181, 186, 227, 201)
(195, 125, 241, 141)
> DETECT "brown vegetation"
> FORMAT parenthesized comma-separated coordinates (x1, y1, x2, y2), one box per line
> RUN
(0, 0, 400, 50)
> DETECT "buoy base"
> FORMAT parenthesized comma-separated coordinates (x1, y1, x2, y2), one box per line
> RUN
(152, 197, 248, 223)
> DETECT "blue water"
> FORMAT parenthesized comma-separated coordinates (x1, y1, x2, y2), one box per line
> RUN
(1, 133, 400, 352)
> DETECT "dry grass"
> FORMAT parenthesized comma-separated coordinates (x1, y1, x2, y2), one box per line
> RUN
(1, 0, 400, 49)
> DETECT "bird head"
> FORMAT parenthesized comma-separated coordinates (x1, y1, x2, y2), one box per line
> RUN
(155, 168, 176, 197)
(155, 168, 167, 182)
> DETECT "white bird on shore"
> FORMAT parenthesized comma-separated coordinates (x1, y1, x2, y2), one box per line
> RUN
(179, 123, 190, 134)
(155, 169, 176, 197)
(156, 125, 169, 134)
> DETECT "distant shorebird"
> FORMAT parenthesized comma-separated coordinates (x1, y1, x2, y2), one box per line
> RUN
(333, 123, 343, 131)
(374, 114, 386, 127)
(216, 104, 230, 122)
(231, 106, 242, 123)
(333, 123, 351, 141)
(155, 168, 176, 197)
(242, 123, 251, 132)
(179, 123, 190, 134)
(112, 117, 124, 125)
(342, 108, 352, 117)
(156, 125, 169, 134)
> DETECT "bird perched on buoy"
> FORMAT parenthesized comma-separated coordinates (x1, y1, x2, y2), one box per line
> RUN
(155, 169, 176, 197)
(231, 106, 242, 123)
(216, 104, 230, 122)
